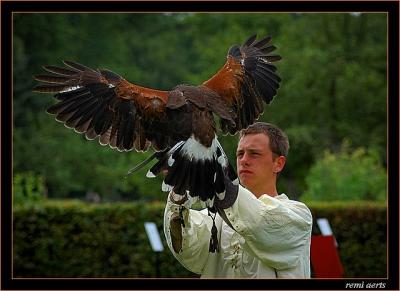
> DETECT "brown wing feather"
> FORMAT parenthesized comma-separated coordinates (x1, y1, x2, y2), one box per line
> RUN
(33, 61, 172, 152)
(202, 57, 244, 105)
(202, 34, 282, 134)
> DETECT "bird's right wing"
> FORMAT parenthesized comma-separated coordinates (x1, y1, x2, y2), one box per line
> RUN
(33, 61, 173, 152)
(202, 34, 282, 134)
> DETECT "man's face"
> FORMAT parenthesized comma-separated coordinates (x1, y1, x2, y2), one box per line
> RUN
(236, 133, 282, 194)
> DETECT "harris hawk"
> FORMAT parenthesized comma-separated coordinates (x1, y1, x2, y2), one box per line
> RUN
(33, 34, 282, 252)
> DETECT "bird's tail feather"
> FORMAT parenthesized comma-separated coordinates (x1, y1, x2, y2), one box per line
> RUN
(155, 136, 238, 209)
(145, 141, 185, 178)
(125, 148, 169, 178)
(143, 136, 238, 254)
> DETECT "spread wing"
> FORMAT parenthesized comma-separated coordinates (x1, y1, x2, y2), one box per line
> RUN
(33, 61, 172, 152)
(202, 34, 282, 134)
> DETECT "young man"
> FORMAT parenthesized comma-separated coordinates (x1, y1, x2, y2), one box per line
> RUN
(163, 122, 312, 278)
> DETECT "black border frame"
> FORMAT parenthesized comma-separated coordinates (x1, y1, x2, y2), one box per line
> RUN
(2, 1, 399, 290)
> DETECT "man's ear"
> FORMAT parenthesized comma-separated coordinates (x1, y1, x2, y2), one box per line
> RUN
(273, 156, 286, 174)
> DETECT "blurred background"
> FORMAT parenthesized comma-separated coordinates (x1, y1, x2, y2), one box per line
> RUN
(13, 12, 387, 278)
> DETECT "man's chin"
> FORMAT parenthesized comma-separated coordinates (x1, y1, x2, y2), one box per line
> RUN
(239, 178, 253, 190)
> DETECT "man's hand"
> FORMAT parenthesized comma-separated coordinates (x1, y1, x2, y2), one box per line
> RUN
(169, 191, 188, 205)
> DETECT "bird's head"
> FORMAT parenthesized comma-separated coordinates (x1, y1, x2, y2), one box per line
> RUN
(228, 45, 241, 60)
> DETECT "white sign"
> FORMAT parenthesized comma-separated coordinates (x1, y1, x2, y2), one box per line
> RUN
(317, 218, 333, 236)
(317, 218, 338, 247)
(144, 222, 164, 252)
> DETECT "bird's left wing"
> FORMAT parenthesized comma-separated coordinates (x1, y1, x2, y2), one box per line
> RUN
(33, 61, 172, 152)
(202, 34, 282, 134)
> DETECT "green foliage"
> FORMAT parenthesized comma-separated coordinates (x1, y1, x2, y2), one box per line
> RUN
(13, 13, 387, 200)
(13, 200, 386, 278)
(308, 201, 387, 277)
(13, 200, 197, 278)
(13, 172, 46, 205)
(302, 141, 387, 202)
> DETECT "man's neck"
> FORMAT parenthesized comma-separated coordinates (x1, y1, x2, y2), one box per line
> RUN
(252, 185, 278, 198)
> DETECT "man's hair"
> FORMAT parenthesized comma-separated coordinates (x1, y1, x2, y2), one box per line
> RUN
(239, 122, 290, 157)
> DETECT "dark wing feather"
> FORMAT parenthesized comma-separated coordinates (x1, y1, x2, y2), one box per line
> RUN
(33, 61, 174, 152)
(243, 33, 257, 47)
(202, 34, 282, 134)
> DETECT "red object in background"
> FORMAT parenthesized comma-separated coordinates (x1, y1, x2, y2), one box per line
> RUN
(310, 235, 344, 278)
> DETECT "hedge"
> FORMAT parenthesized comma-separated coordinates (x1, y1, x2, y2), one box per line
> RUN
(13, 200, 386, 278)
(13, 200, 197, 278)
(307, 201, 387, 278)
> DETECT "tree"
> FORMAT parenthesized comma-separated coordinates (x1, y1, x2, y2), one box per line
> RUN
(13, 13, 387, 201)
(301, 141, 386, 202)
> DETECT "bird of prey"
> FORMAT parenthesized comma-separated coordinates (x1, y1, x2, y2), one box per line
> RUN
(33, 34, 281, 251)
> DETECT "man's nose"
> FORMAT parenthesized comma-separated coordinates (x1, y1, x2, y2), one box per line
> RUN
(239, 152, 250, 166)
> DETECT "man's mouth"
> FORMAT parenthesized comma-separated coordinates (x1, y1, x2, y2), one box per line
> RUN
(239, 170, 253, 175)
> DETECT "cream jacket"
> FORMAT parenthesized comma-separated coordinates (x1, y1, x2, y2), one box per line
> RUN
(163, 185, 313, 278)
